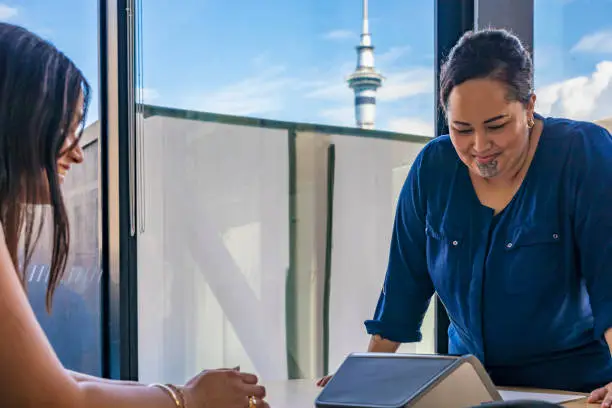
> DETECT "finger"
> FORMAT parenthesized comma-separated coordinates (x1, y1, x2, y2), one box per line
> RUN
(246, 396, 269, 408)
(589, 388, 605, 403)
(239, 372, 259, 385)
(318, 376, 331, 387)
(242, 384, 266, 399)
(590, 387, 608, 403)
(602, 392, 612, 408)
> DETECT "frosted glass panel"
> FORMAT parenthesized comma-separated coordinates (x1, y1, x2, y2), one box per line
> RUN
(328, 135, 432, 372)
(137, 116, 290, 383)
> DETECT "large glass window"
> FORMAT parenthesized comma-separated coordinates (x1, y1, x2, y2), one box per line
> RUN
(534, 0, 612, 131)
(139, 1, 433, 135)
(12, 1, 102, 375)
(136, 0, 435, 383)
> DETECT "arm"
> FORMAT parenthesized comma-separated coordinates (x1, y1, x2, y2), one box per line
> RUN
(367, 334, 401, 353)
(0, 224, 175, 408)
(364, 149, 435, 345)
(605, 332, 612, 355)
(67, 369, 141, 386)
(572, 124, 612, 350)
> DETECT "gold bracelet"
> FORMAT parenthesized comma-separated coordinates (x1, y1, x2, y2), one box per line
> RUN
(166, 384, 186, 408)
(149, 383, 185, 408)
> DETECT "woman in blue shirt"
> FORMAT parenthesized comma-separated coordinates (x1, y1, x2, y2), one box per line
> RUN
(319, 29, 612, 405)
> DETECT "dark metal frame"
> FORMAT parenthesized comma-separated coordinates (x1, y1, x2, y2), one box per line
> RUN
(100, 0, 139, 380)
(433, 0, 475, 354)
(322, 143, 336, 376)
(98, 0, 110, 379)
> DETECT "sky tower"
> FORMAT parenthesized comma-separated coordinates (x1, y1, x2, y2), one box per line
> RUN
(347, 0, 384, 130)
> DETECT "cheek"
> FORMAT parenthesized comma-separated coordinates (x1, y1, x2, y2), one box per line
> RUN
(496, 129, 524, 155)
(450, 135, 473, 158)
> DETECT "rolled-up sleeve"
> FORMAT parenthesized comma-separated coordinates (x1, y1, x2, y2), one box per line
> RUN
(572, 123, 612, 341)
(364, 148, 435, 343)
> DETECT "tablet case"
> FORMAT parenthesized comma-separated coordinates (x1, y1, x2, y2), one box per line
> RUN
(315, 353, 502, 408)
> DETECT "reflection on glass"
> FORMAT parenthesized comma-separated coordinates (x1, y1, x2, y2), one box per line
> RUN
(137, 113, 290, 383)
(9, 2, 102, 375)
(534, 0, 612, 132)
(136, 0, 435, 382)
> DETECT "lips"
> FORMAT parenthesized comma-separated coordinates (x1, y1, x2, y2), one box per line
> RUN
(474, 153, 499, 164)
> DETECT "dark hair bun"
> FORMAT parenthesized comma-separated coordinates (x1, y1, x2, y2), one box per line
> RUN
(440, 28, 533, 110)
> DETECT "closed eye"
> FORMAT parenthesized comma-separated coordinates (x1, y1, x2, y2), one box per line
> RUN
(453, 128, 472, 134)
(488, 123, 507, 131)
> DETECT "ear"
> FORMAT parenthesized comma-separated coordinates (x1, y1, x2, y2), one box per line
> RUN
(526, 93, 537, 117)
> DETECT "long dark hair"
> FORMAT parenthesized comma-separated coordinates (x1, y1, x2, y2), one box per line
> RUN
(0, 23, 91, 311)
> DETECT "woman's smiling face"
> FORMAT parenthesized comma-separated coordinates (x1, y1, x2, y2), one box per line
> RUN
(446, 78, 535, 179)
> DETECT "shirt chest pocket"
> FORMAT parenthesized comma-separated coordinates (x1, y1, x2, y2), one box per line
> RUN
(425, 219, 465, 295)
(503, 226, 563, 294)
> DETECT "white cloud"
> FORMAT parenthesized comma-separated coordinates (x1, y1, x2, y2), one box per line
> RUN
(319, 107, 354, 127)
(378, 68, 432, 102)
(186, 47, 433, 128)
(377, 46, 411, 67)
(305, 81, 352, 101)
(194, 66, 296, 117)
(0, 4, 18, 20)
(571, 29, 612, 54)
(324, 30, 355, 41)
(305, 65, 431, 104)
(386, 117, 434, 137)
(536, 60, 612, 121)
(139, 88, 160, 103)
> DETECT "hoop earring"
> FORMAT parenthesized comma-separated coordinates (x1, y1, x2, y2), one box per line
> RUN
(527, 117, 535, 129)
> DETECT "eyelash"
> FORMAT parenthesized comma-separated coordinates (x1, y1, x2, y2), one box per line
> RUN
(456, 123, 507, 134)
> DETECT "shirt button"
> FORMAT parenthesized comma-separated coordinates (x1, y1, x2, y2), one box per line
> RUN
(452, 240, 459, 246)
(553, 233, 559, 240)
(506, 242, 513, 248)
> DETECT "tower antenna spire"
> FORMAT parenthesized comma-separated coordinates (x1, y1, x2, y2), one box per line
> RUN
(347, 0, 383, 129)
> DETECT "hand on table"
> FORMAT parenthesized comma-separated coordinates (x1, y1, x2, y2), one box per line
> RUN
(588, 383, 612, 407)
(182, 368, 269, 408)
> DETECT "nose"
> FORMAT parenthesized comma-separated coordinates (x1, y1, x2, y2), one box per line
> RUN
(65, 142, 84, 164)
(70, 143, 84, 164)
(473, 130, 491, 153)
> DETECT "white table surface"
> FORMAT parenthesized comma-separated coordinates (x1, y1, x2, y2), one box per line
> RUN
(265, 379, 320, 408)
(263, 379, 587, 408)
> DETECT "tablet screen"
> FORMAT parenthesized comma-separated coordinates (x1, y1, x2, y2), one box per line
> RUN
(317, 355, 457, 407)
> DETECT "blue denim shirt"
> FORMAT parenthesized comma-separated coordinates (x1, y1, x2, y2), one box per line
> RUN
(365, 115, 612, 392)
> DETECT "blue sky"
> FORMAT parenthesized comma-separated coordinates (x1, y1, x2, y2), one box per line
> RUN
(2, 0, 612, 134)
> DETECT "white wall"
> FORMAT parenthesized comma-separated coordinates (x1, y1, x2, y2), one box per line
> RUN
(328, 135, 433, 372)
(136, 113, 433, 382)
(137, 116, 290, 383)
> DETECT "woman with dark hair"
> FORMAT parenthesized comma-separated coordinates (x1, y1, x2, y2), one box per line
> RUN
(0, 23, 267, 408)
(319, 29, 612, 405)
